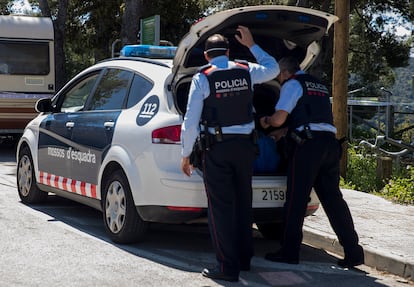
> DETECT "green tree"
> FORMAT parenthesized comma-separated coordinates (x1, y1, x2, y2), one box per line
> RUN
(201, 0, 413, 93)
(2, 0, 412, 91)
(28, 0, 202, 80)
(28, 1, 123, 81)
(143, 0, 203, 45)
(348, 0, 412, 92)
(36, 0, 69, 90)
(0, 0, 11, 14)
(121, 0, 142, 46)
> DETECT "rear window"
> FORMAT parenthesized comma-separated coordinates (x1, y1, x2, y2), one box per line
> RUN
(126, 74, 154, 108)
(88, 68, 133, 110)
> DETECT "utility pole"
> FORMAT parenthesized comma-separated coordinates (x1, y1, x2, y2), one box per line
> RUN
(332, 0, 350, 178)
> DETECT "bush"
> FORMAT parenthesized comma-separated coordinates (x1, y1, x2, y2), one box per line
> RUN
(380, 166, 414, 205)
(342, 144, 414, 205)
(342, 145, 383, 193)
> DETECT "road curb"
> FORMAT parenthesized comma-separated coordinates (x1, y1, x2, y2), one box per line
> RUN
(303, 226, 414, 280)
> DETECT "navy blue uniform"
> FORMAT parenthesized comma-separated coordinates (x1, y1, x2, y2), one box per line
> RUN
(201, 63, 256, 276)
(270, 72, 363, 264)
(181, 45, 279, 278)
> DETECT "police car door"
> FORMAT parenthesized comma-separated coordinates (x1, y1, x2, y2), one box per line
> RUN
(68, 68, 133, 198)
(38, 72, 101, 186)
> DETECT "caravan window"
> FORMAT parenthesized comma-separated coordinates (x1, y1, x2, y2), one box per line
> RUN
(0, 40, 50, 75)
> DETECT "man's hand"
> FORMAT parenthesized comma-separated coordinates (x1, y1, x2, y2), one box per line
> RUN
(268, 127, 288, 142)
(235, 25, 255, 48)
(261, 111, 289, 129)
(181, 156, 193, 177)
(260, 116, 271, 129)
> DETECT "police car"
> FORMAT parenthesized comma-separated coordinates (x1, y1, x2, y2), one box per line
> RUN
(16, 5, 338, 243)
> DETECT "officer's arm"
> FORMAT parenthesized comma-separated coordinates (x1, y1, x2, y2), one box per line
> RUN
(235, 25, 279, 83)
(181, 75, 205, 158)
(260, 110, 288, 128)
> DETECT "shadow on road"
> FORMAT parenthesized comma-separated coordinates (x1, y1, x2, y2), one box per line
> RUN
(19, 195, 392, 287)
(0, 138, 18, 163)
(5, 141, 390, 286)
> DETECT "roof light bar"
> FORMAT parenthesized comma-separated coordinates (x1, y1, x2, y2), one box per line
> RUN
(120, 44, 177, 59)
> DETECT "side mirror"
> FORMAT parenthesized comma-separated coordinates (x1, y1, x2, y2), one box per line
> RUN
(35, 98, 53, 113)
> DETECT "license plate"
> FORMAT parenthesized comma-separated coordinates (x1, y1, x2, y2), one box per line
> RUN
(254, 189, 286, 202)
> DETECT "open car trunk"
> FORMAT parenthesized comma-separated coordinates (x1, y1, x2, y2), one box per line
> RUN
(171, 5, 338, 175)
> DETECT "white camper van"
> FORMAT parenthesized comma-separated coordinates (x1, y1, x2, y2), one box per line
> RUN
(0, 15, 55, 137)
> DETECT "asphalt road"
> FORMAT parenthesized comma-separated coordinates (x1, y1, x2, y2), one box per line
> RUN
(0, 141, 412, 287)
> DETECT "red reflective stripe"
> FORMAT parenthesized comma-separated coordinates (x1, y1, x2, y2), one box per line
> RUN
(71, 180, 77, 193)
(90, 184, 97, 198)
(39, 171, 44, 184)
(46, 173, 52, 186)
(62, 177, 68, 191)
(39, 171, 98, 199)
(80, 182, 86, 196)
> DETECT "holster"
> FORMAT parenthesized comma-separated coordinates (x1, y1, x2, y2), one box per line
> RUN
(288, 126, 313, 145)
(189, 133, 209, 169)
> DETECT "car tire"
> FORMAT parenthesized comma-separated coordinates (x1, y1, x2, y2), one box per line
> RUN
(102, 169, 148, 244)
(17, 146, 48, 203)
(256, 222, 284, 240)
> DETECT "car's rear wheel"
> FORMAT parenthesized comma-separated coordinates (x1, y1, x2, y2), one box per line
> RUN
(256, 222, 284, 240)
(102, 169, 148, 244)
(17, 146, 48, 203)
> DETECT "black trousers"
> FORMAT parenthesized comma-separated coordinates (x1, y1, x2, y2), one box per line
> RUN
(281, 132, 360, 260)
(202, 136, 256, 276)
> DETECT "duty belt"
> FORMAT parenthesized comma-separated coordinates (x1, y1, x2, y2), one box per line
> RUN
(289, 129, 335, 145)
(217, 133, 252, 140)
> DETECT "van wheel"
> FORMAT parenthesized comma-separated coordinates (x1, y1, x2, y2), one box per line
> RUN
(17, 146, 48, 203)
(256, 222, 284, 240)
(102, 169, 148, 244)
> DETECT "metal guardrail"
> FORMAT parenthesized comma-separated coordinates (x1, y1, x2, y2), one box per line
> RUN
(348, 87, 414, 141)
(359, 135, 414, 158)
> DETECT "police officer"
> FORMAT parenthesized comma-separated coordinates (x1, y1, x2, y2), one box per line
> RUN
(261, 56, 364, 268)
(181, 26, 279, 282)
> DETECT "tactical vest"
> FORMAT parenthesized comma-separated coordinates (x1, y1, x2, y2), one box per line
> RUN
(287, 73, 334, 129)
(201, 62, 253, 127)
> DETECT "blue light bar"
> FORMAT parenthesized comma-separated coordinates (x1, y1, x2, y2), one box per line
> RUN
(120, 45, 177, 59)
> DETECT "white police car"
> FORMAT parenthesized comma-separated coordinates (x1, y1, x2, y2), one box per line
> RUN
(16, 5, 338, 243)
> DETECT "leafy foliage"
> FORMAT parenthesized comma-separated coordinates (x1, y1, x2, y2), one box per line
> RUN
(381, 166, 414, 204)
(144, 0, 203, 45)
(348, 1, 412, 91)
(1, 0, 413, 90)
(342, 145, 383, 193)
(341, 144, 414, 205)
(0, 0, 12, 14)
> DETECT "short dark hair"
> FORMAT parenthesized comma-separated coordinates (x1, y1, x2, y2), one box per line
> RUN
(205, 34, 229, 58)
(278, 56, 301, 74)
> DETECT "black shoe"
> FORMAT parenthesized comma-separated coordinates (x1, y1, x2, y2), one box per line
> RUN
(338, 245, 365, 268)
(264, 252, 299, 264)
(337, 257, 364, 268)
(201, 267, 238, 282)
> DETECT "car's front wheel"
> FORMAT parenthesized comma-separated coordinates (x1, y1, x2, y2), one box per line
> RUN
(17, 146, 48, 203)
(102, 169, 148, 244)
